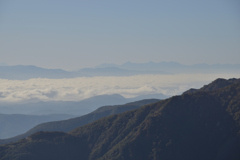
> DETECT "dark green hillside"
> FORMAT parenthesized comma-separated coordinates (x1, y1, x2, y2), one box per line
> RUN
(0, 99, 159, 145)
(0, 79, 240, 160)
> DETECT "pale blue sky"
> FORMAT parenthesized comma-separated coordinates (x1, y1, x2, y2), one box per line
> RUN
(0, 0, 239, 70)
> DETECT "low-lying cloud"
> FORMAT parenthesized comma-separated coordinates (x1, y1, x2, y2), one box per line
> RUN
(0, 73, 239, 103)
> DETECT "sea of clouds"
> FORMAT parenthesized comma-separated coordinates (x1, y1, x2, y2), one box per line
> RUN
(0, 73, 239, 103)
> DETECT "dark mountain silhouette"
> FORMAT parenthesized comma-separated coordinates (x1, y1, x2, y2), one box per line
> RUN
(0, 114, 75, 139)
(0, 99, 159, 145)
(183, 78, 240, 94)
(0, 78, 239, 160)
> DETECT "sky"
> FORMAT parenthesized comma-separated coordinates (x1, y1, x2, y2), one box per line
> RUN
(0, 0, 240, 70)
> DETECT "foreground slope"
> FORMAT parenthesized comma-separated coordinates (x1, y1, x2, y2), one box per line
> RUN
(0, 99, 159, 145)
(0, 79, 240, 160)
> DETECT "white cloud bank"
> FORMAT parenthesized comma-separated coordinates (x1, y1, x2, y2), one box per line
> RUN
(0, 73, 239, 103)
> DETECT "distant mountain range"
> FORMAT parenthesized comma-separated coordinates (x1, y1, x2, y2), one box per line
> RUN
(96, 61, 240, 73)
(0, 78, 239, 160)
(0, 114, 76, 139)
(0, 65, 74, 80)
(75, 67, 168, 77)
(0, 93, 168, 115)
(0, 99, 159, 145)
(0, 62, 239, 79)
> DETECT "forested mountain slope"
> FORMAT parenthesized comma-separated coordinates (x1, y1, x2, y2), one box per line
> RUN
(183, 78, 240, 94)
(0, 99, 159, 145)
(0, 79, 239, 160)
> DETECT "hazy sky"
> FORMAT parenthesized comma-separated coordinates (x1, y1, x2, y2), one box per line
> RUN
(0, 0, 239, 70)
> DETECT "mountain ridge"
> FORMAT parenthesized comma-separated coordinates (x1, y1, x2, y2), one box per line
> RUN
(0, 93, 168, 115)
(0, 78, 239, 159)
(96, 61, 240, 72)
(0, 99, 159, 145)
(0, 114, 76, 139)
(1, 62, 239, 80)
(183, 78, 240, 94)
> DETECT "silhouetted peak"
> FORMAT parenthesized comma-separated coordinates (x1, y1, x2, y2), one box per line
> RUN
(183, 78, 240, 94)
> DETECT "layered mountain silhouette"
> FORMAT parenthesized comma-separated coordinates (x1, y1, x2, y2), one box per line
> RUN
(0, 78, 240, 160)
(0, 114, 75, 139)
(96, 61, 240, 73)
(1, 62, 239, 80)
(0, 94, 168, 115)
(0, 99, 159, 145)
(76, 67, 167, 76)
(0, 65, 74, 80)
